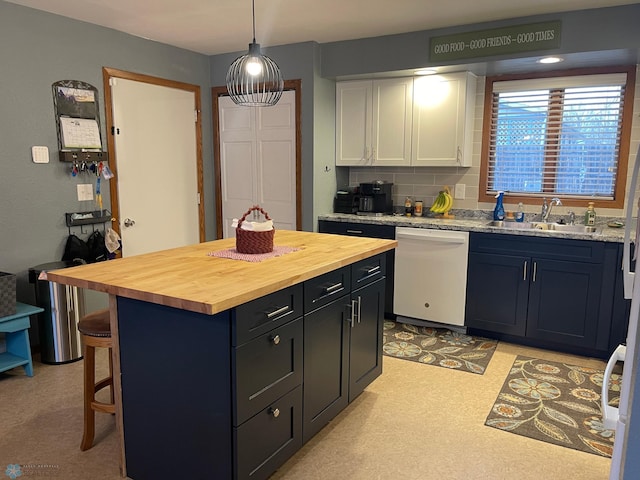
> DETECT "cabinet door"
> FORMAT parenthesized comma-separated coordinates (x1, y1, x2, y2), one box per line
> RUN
(349, 278, 384, 402)
(303, 296, 350, 443)
(371, 78, 413, 166)
(465, 252, 529, 336)
(336, 81, 372, 166)
(526, 258, 603, 349)
(411, 72, 476, 167)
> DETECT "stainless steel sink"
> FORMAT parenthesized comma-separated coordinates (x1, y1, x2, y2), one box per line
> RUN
(487, 220, 533, 229)
(487, 220, 600, 234)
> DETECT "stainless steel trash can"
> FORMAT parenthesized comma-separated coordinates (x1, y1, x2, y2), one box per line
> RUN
(28, 261, 85, 364)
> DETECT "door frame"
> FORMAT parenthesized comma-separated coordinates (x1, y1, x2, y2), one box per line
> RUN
(212, 79, 302, 239)
(102, 67, 206, 245)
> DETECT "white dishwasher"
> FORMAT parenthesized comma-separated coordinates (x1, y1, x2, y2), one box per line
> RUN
(393, 227, 469, 327)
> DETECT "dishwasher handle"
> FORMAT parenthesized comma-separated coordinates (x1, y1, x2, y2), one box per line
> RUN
(396, 230, 466, 244)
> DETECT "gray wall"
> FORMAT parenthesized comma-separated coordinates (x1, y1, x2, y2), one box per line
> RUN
(321, 4, 640, 78)
(0, 1, 213, 304)
(3, 0, 640, 303)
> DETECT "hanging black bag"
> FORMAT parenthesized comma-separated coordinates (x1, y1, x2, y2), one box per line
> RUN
(61, 234, 90, 263)
(86, 230, 108, 263)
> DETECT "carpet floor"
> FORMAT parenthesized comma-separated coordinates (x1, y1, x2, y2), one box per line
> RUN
(485, 355, 621, 457)
(382, 320, 498, 374)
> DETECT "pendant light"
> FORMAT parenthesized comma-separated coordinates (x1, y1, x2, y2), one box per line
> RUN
(226, 0, 284, 107)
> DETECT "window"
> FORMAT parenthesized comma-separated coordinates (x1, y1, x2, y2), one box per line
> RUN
(479, 66, 635, 208)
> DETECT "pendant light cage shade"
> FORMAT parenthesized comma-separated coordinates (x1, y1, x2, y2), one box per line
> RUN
(226, 42, 284, 107)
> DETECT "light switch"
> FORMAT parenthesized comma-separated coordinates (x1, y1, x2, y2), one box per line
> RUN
(77, 184, 94, 201)
(31, 146, 49, 163)
(454, 183, 466, 199)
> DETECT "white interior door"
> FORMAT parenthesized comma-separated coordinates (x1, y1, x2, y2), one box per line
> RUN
(110, 78, 200, 256)
(219, 91, 296, 238)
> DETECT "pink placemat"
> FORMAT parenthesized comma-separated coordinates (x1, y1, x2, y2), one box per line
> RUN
(208, 245, 300, 262)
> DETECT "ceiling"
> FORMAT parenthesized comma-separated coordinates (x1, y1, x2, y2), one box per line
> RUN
(5, 0, 639, 56)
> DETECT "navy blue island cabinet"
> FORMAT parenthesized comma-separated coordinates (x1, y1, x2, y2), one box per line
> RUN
(45, 231, 395, 480)
(465, 232, 626, 359)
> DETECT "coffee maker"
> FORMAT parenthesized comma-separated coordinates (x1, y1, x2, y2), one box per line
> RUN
(358, 181, 393, 215)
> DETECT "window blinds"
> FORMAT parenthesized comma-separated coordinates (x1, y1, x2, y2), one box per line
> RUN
(487, 73, 627, 199)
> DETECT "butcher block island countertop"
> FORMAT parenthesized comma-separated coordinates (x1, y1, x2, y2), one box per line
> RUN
(46, 230, 397, 315)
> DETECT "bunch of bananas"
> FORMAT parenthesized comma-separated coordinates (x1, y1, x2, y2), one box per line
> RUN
(430, 186, 453, 214)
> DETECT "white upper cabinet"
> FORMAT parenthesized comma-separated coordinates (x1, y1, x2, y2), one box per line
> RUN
(336, 78, 413, 166)
(411, 72, 477, 167)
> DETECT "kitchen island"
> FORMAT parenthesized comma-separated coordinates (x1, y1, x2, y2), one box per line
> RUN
(46, 230, 396, 480)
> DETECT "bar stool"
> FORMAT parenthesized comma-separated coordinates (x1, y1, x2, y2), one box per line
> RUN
(78, 308, 115, 451)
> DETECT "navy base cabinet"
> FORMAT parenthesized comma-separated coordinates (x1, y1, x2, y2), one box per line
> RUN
(465, 232, 622, 359)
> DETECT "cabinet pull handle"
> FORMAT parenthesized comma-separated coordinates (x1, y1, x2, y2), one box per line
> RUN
(357, 296, 362, 324)
(266, 305, 290, 319)
(346, 229, 363, 234)
(350, 299, 357, 328)
(366, 265, 380, 275)
(532, 262, 537, 282)
(269, 407, 280, 418)
(313, 283, 345, 303)
(271, 334, 281, 345)
(523, 261, 527, 281)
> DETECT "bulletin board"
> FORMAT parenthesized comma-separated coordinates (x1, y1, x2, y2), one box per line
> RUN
(52, 80, 108, 163)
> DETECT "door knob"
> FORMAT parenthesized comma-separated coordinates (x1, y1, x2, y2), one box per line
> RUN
(124, 218, 136, 227)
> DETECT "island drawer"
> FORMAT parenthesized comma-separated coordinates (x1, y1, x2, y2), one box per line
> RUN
(303, 266, 350, 313)
(234, 385, 302, 480)
(318, 220, 395, 239)
(233, 284, 303, 346)
(233, 318, 303, 426)
(351, 254, 386, 291)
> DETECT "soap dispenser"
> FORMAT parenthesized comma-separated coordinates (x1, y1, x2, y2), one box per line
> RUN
(493, 191, 505, 221)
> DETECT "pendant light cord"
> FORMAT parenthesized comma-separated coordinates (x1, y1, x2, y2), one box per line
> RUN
(252, 0, 256, 43)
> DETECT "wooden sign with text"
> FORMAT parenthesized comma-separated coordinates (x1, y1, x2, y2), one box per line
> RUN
(429, 21, 562, 62)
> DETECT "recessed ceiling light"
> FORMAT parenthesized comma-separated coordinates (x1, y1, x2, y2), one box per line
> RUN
(537, 56, 563, 64)
(414, 68, 437, 75)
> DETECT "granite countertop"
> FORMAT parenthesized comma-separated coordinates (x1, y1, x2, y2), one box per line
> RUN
(318, 212, 629, 243)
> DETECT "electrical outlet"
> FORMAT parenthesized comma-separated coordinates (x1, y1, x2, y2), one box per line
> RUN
(454, 183, 466, 199)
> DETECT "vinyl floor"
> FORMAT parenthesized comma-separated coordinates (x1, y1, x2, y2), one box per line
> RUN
(0, 341, 611, 480)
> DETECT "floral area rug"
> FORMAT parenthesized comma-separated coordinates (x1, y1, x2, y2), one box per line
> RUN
(485, 355, 621, 457)
(382, 320, 498, 374)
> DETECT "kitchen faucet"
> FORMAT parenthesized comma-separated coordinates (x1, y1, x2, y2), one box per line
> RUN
(541, 197, 562, 222)
(540, 197, 548, 221)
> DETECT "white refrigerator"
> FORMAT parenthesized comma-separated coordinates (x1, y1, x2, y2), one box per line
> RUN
(603, 142, 640, 479)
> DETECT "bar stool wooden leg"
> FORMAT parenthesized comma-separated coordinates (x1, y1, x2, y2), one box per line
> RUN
(108, 351, 114, 406)
(81, 341, 96, 451)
